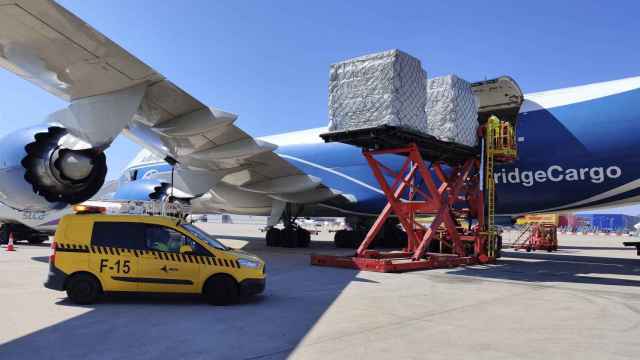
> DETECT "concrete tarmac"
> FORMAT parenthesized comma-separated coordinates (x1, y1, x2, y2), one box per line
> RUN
(1, 224, 640, 359)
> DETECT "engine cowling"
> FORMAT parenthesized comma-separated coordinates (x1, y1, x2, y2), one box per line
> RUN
(113, 179, 192, 203)
(0, 125, 107, 211)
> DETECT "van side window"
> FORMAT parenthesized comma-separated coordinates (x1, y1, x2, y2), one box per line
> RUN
(91, 222, 146, 249)
(145, 225, 186, 253)
(184, 238, 212, 257)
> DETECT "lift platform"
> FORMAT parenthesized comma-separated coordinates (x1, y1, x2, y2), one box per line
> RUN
(311, 77, 523, 273)
(513, 215, 559, 252)
(320, 125, 478, 165)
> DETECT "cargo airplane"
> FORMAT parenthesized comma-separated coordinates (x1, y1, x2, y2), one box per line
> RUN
(0, 0, 639, 246)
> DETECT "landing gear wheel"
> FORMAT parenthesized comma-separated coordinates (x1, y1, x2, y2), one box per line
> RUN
(0, 226, 8, 245)
(66, 273, 100, 305)
(380, 225, 407, 248)
(266, 227, 282, 247)
(298, 228, 311, 248)
(351, 231, 366, 248)
(203, 274, 239, 306)
(334, 230, 351, 248)
(28, 236, 48, 245)
(281, 228, 298, 248)
(334, 230, 365, 248)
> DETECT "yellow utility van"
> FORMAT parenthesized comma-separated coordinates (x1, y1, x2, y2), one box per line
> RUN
(44, 213, 265, 305)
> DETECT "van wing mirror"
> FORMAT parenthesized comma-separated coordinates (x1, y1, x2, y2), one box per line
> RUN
(179, 245, 194, 254)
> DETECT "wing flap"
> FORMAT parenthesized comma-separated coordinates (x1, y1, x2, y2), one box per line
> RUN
(240, 175, 321, 194)
(188, 138, 277, 161)
(150, 108, 236, 137)
(270, 187, 342, 204)
(144, 81, 206, 122)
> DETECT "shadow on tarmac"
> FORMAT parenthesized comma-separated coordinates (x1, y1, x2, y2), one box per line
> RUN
(14, 242, 51, 247)
(30, 256, 49, 263)
(448, 249, 640, 287)
(559, 245, 637, 251)
(0, 235, 362, 360)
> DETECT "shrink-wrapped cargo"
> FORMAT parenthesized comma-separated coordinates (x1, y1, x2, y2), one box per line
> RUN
(328, 50, 428, 134)
(425, 74, 479, 146)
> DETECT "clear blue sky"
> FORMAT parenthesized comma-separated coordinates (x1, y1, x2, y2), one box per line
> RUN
(0, 0, 638, 213)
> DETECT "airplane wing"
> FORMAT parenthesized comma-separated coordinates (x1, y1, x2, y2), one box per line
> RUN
(0, 0, 348, 217)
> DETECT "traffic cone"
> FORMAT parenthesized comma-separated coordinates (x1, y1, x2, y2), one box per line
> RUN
(6, 232, 15, 251)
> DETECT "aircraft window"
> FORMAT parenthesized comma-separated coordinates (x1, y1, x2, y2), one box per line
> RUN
(91, 222, 146, 250)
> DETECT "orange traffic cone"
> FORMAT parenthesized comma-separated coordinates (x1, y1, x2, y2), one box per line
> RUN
(6, 232, 15, 251)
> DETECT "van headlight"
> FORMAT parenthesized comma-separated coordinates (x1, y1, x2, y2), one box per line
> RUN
(237, 258, 261, 269)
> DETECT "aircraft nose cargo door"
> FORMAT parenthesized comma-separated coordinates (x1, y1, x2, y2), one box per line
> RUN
(472, 76, 524, 129)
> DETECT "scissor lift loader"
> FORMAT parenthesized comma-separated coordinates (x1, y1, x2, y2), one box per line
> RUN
(311, 77, 524, 272)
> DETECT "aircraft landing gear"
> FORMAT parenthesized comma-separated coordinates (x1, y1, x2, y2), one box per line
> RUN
(265, 225, 310, 248)
(334, 229, 366, 248)
(0, 223, 49, 245)
(265, 205, 310, 248)
(333, 218, 407, 249)
(0, 225, 8, 245)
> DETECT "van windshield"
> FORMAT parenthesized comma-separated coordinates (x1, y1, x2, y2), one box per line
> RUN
(181, 224, 228, 251)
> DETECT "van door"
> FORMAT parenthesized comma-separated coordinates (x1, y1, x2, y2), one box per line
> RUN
(139, 225, 200, 293)
(89, 222, 145, 292)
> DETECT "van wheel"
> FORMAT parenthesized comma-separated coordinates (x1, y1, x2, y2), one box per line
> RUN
(203, 274, 238, 306)
(66, 273, 100, 305)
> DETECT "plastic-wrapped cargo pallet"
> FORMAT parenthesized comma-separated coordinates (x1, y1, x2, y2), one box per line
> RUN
(328, 49, 428, 134)
(425, 74, 479, 146)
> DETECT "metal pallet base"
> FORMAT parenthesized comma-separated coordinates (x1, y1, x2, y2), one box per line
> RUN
(311, 252, 485, 273)
(320, 125, 479, 165)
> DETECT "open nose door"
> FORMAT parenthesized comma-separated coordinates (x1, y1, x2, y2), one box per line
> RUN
(472, 76, 524, 126)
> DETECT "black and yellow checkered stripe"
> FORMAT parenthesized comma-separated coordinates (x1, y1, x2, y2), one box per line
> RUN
(56, 243, 240, 269)
(56, 243, 90, 253)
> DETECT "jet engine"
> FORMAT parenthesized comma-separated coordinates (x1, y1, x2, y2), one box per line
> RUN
(0, 125, 107, 211)
(113, 179, 192, 203)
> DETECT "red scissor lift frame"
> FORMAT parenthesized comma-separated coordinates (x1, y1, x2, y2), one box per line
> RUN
(311, 141, 492, 272)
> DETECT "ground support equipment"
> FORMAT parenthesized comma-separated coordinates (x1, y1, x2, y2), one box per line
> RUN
(513, 223, 558, 252)
(311, 126, 500, 272)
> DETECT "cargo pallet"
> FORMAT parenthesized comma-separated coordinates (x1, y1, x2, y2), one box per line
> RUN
(311, 120, 515, 273)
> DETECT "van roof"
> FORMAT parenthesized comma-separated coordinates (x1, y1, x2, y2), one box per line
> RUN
(63, 213, 180, 227)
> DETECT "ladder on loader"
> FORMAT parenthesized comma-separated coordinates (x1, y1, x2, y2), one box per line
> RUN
(484, 115, 517, 257)
(485, 119, 497, 258)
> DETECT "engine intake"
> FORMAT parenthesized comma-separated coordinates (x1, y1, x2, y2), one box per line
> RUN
(22, 126, 107, 205)
(0, 125, 107, 210)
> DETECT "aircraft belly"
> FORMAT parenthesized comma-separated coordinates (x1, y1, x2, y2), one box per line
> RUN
(276, 86, 640, 217)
